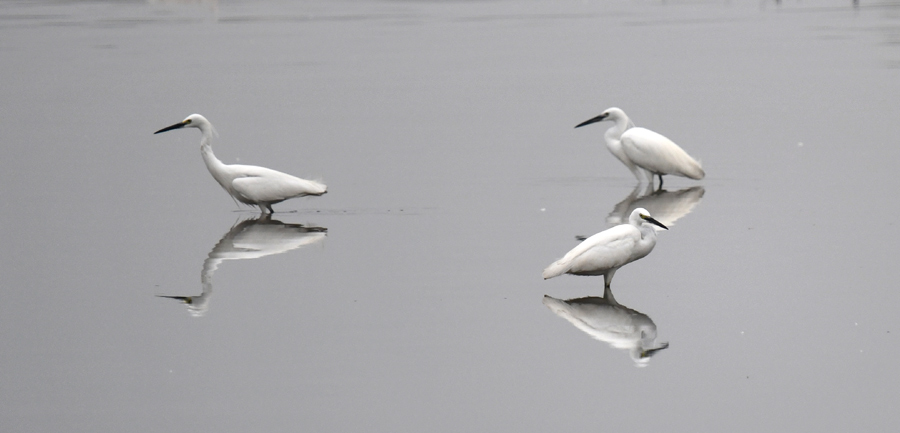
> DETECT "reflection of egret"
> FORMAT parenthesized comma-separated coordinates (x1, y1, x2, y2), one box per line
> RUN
(158, 215, 327, 317)
(154, 114, 327, 214)
(543, 287, 668, 367)
(575, 107, 704, 187)
(607, 184, 705, 230)
(544, 208, 667, 290)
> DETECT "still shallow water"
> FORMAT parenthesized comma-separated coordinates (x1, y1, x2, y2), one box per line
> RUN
(2, 0, 900, 431)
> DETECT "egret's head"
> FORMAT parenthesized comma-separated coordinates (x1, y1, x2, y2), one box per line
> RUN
(154, 113, 211, 134)
(575, 107, 627, 129)
(632, 207, 668, 230)
(634, 341, 669, 367)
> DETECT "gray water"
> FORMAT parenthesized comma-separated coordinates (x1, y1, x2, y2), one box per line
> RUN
(3, 0, 900, 431)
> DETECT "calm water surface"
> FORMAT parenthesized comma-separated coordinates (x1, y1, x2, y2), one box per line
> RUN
(2, 0, 900, 431)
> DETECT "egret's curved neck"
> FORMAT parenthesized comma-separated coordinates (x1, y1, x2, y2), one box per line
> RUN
(638, 222, 658, 241)
(197, 126, 230, 189)
(605, 115, 634, 140)
(605, 117, 639, 176)
(202, 256, 224, 283)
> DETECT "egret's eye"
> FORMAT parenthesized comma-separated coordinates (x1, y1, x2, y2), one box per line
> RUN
(184, 119, 192, 124)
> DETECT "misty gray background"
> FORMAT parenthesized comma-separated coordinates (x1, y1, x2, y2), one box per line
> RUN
(2, 0, 900, 431)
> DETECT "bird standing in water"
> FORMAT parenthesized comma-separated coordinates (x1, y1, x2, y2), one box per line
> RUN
(543, 208, 668, 290)
(154, 114, 326, 213)
(575, 107, 704, 187)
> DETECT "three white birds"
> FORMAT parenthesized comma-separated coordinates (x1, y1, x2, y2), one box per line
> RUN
(575, 107, 704, 187)
(543, 208, 667, 290)
(154, 114, 326, 214)
(153, 112, 687, 294)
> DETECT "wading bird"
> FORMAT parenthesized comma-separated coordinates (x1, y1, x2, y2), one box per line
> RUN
(154, 114, 326, 213)
(575, 107, 704, 187)
(543, 208, 668, 290)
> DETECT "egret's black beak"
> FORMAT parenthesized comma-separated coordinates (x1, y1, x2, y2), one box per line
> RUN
(641, 342, 670, 359)
(575, 113, 609, 129)
(157, 295, 192, 304)
(154, 121, 186, 134)
(642, 215, 668, 230)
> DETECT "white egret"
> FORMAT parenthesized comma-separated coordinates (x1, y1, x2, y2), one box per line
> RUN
(543, 208, 667, 290)
(575, 107, 704, 187)
(154, 114, 327, 213)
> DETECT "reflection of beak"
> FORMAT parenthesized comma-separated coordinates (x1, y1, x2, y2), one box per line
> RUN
(157, 295, 192, 304)
(642, 216, 668, 230)
(640, 342, 670, 358)
(154, 121, 187, 134)
(574, 113, 609, 129)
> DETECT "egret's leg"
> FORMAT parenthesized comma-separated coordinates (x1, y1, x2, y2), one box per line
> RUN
(657, 174, 664, 189)
(604, 269, 617, 290)
(262, 204, 274, 214)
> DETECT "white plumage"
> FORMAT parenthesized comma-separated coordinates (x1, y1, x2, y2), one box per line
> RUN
(606, 184, 705, 230)
(155, 114, 326, 213)
(158, 215, 327, 317)
(543, 208, 667, 290)
(543, 293, 668, 366)
(575, 107, 704, 186)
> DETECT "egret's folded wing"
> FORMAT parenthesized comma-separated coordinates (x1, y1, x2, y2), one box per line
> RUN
(622, 128, 704, 179)
(232, 170, 326, 203)
(543, 226, 636, 279)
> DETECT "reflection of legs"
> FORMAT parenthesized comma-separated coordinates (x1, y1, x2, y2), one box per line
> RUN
(604, 269, 621, 306)
(603, 285, 619, 306)
(657, 174, 664, 189)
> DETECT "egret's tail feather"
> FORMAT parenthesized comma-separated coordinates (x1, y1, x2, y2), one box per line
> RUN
(305, 178, 327, 196)
(685, 158, 705, 180)
(542, 259, 570, 280)
(693, 167, 705, 180)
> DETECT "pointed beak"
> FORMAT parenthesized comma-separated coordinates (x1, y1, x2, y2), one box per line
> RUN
(643, 216, 668, 230)
(154, 121, 187, 134)
(641, 342, 670, 359)
(575, 113, 609, 129)
(157, 295, 192, 304)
